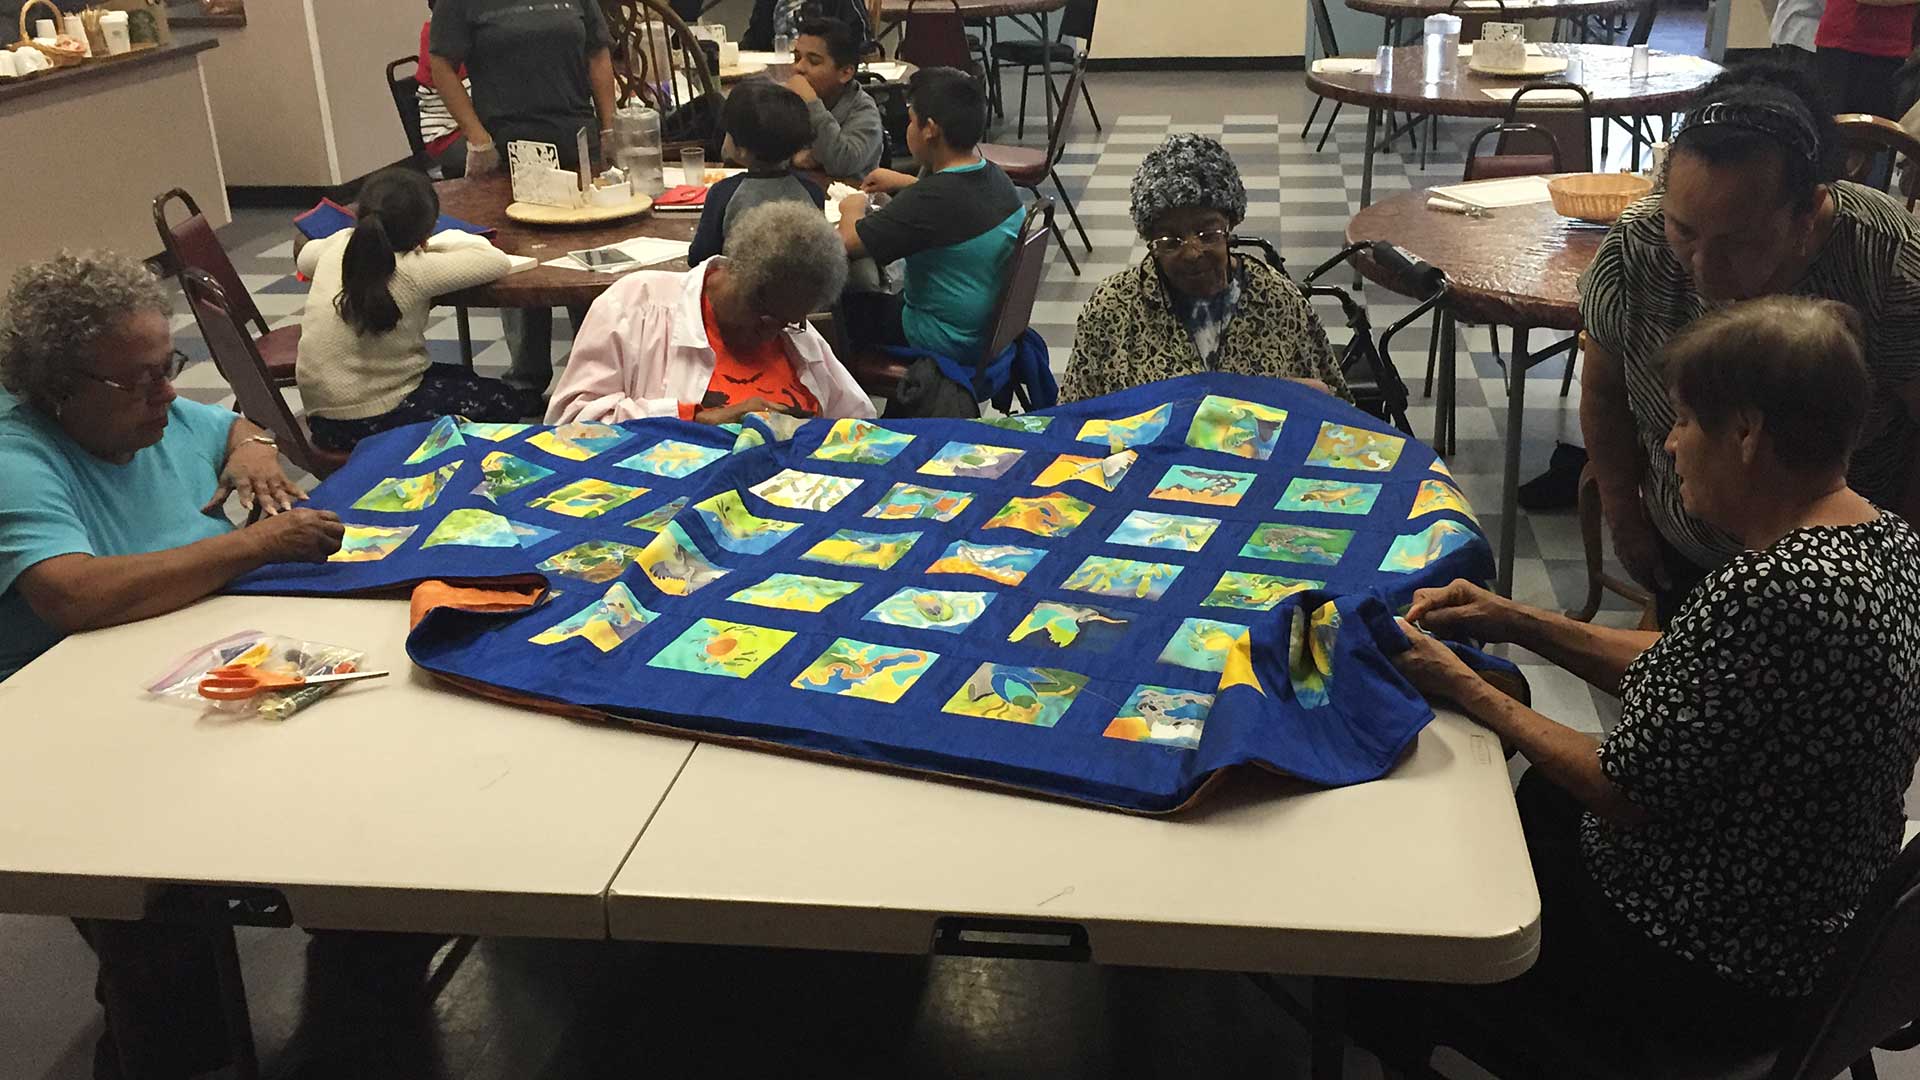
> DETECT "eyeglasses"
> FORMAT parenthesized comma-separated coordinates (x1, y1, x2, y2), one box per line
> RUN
(1147, 229, 1232, 256)
(78, 350, 189, 396)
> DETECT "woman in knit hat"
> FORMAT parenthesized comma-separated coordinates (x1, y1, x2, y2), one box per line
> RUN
(1058, 133, 1347, 403)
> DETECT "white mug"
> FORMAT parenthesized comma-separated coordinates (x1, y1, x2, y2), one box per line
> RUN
(33, 17, 55, 39)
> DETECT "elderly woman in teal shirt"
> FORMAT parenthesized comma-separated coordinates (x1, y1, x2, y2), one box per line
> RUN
(0, 251, 355, 1076)
(0, 252, 346, 685)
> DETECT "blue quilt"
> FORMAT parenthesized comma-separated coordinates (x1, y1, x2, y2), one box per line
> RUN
(233, 374, 1503, 813)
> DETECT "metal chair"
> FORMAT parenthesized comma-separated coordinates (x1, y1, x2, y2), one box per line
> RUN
(1835, 112, 1920, 210)
(153, 188, 300, 390)
(980, 57, 1092, 274)
(842, 197, 1055, 407)
(898, 0, 982, 76)
(385, 55, 428, 167)
(1430, 835, 1920, 1080)
(1301, 0, 1346, 152)
(988, 0, 1101, 141)
(179, 269, 350, 480)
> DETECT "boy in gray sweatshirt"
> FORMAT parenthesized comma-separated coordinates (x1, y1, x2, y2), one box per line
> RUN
(786, 16, 887, 178)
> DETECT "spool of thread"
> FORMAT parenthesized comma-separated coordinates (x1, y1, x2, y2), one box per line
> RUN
(100, 11, 131, 55)
(61, 13, 91, 55)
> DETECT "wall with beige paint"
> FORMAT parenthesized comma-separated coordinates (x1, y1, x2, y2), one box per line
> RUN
(1728, 0, 1770, 49)
(1093, 0, 1308, 59)
(311, 0, 429, 182)
(0, 53, 226, 281)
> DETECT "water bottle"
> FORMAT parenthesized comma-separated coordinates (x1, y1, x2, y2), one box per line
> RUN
(1423, 13, 1461, 85)
(611, 104, 664, 197)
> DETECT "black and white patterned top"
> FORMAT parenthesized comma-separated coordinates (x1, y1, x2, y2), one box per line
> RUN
(1581, 511, 1920, 996)
(1578, 181, 1920, 569)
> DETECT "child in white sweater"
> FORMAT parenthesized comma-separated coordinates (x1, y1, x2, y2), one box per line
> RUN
(296, 167, 534, 451)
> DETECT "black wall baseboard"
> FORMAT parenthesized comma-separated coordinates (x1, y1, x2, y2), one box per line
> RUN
(227, 186, 331, 210)
(1087, 55, 1304, 73)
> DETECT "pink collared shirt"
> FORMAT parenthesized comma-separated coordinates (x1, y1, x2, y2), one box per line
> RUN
(545, 261, 876, 424)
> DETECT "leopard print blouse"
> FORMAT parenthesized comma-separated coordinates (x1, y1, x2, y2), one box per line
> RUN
(1059, 255, 1349, 404)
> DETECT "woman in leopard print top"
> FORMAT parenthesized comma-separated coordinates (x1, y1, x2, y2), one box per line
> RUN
(1058, 134, 1348, 404)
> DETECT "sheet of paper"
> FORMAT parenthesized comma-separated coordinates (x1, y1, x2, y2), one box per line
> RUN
(541, 236, 692, 273)
(1480, 87, 1584, 104)
(504, 254, 539, 274)
(1426, 175, 1556, 208)
(1310, 57, 1377, 75)
(662, 165, 749, 188)
(861, 60, 912, 81)
(1652, 54, 1719, 74)
(735, 50, 784, 66)
(823, 182, 862, 224)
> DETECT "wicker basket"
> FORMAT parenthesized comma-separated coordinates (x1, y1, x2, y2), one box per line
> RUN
(1547, 172, 1654, 224)
(17, 0, 88, 67)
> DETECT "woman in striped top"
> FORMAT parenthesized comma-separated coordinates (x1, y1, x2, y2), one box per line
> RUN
(1577, 60, 1920, 623)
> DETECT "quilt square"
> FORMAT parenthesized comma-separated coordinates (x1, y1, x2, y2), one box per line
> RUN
(1239, 523, 1353, 565)
(1157, 617, 1249, 672)
(983, 492, 1094, 537)
(1077, 403, 1172, 450)
(863, 588, 994, 634)
(1061, 556, 1183, 601)
(976, 414, 1053, 434)
(526, 422, 635, 461)
(624, 496, 687, 534)
(422, 508, 556, 549)
(640, 522, 730, 595)
(943, 663, 1088, 728)
(1201, 570, 1321, 610)
(1304, 422, 1406, 472)
(1380, 520, 1477, 573)
(1007, 600, 1131, 652)
(352, 464, 461, 513)
(536, 540, 650, 584)
(862, 482, 974, 523)
(1275, 478, 1381, 516)
(925, 541, 1046, 585)
(1186, 395, 1287, 460)
(1149, 464, 1255, 507)
(529, 583, 657, 652)
(750, 468, 864, 511)
(1107, 510, 1220, 552)
(810, 418, 916, 465)
(917, 441, 1025, 479)
(327, 524, 416, 562)
(458, 421, 532, 442)
(691, 491, 801, 555)
(616, 438, 730, 478)
(403, 416, 464, 464)
(471, 451, 553, 503)
(1032, 450, 1136, 492)
(1103, 685, 1212, 749)
(800, 529, 922, 570)
(527, 477, 648, 519)
(791, 638, 940, 704)
(1410, 478, 1478, 522)
(728, 572, 864, 612)
(646, 619, 796, 678)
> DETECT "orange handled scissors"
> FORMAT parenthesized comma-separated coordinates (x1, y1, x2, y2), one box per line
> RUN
(197, 665, 390, 701)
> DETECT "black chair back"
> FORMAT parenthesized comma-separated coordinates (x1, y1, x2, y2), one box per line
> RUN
(1307, 0, 1340, 58)
(1626, 0, 1658, 47)
(386, 55, 428, 162)
(1061, 0, 1097, 41)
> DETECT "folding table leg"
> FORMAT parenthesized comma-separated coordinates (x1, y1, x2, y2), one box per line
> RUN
(210, 925, 261, 1080)
(1312, 976, 1348, 1080)
(1439, 309, 1459, 457)
(457, 306, 474, 368)
(1498, 326, 1532, 597)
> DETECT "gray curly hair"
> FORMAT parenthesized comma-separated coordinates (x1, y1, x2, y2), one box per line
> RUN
(1129, 133, 1249, 237)
(0, 251, 170, 412)
(723, 200, 849, 313)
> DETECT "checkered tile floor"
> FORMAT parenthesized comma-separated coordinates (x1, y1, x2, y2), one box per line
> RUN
(172, 69, 1668, 738)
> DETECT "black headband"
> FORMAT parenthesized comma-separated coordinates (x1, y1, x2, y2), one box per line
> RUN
(1678, 99, 1822, 173)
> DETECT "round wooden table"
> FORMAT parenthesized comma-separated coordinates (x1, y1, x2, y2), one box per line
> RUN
(1307, 43, 1717, 205)
(434, 174, 698, 310)
(1345, 183, 1611, 594)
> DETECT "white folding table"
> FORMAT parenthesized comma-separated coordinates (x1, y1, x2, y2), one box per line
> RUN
(0, 594, 1540, 1080)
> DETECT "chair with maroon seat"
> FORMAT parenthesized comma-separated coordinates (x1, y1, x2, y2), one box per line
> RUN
(154, 188, 301, 389)
(898, 0, 982, 77)
(1835, 112, 1920, 211)
(980, 57, 1091, 275)
(843, 197, 1055, 407)
(180, 269, 350, 480)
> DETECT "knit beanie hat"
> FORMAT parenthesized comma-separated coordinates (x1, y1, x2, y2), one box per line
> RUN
(1128, 133, 1248, 237)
